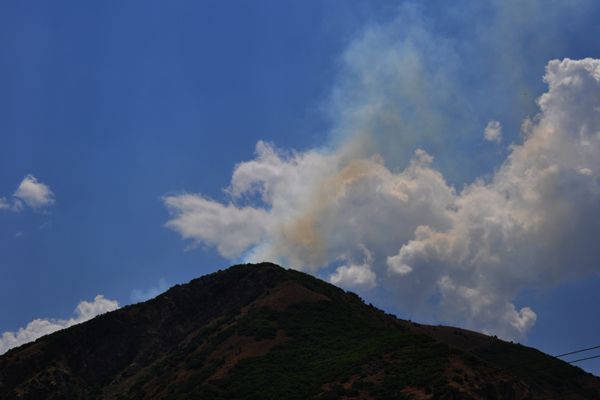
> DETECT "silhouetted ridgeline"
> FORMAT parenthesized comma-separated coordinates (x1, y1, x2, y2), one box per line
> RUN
(1, 263, 599, 399)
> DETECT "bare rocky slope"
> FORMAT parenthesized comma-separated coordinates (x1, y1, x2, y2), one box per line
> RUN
(1, 263, 599, 399)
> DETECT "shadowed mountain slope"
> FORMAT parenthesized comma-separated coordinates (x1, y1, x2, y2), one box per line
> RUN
(1, 263, 599, 399)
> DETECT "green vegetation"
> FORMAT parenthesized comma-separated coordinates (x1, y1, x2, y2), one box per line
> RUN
(195, 300, 451, 399)
(2, 263, 599, 400)
(473, 341, 599, 398)
(236, 308, 279, 340)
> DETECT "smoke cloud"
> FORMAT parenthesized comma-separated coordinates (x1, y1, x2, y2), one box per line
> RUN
(164, 4, 600, 339)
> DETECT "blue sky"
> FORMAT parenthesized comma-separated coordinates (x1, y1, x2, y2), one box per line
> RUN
(2, 0, 600, 375)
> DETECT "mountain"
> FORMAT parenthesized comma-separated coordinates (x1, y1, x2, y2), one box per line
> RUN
(1, 263, 599, 399)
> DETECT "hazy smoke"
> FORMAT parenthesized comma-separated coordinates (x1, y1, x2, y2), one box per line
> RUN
(164, 4, 600, 339)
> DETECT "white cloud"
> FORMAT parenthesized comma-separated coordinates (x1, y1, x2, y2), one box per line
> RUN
(387, 259, 413, 276)
(13, 175, 55, 209)
(1, 175, 55, 212)
(484, 120, 503, 143)
(163, 193, 271, 259)
(384, 58, 600, 337)
(329, 245, 377, 290)
(330, 264, 377, 290)
(0, 295, 118, 355)
(130, 278, 169, 303)
(164, 141, 342, 263)
(164, 58, 600, 340)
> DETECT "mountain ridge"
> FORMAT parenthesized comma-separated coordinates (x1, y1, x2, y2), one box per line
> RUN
(1, 262, 599, 399)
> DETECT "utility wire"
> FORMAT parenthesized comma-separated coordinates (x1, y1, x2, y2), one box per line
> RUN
(555, 344, 600, 358)
(378, 342, 600, 399)
(487, 347, 600, 399)
(567, 353, 600, 364)
(481, 343, 600, 371)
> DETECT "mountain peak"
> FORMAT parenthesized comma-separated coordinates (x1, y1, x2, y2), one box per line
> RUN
(1, 263, 599, 399)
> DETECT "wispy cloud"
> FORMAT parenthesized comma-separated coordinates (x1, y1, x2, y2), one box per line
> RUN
(484, 120, 502, 143)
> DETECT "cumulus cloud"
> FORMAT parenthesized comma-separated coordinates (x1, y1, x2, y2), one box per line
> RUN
(13, 175, 55, 209)
(162, 0, 600, 340)
(165, 58, 600, 340)
(0, 295, 118, 355)
(390, 58, 600, 337)
(0, 175, 55, 212)
(329, 246, 377, 290)
(484, 120, 503, 143)
(330, 264, 377, 290)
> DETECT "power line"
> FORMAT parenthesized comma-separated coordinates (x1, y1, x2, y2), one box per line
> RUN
(567, 353, 600, 364)
(493, 346, 600, 399)
(555, 344, 600, 358)
(370, 334, 600, 397)
(481, 343, 600, 371)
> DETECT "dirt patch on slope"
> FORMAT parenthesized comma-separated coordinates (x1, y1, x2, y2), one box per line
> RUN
(207, 329, 287, 381)
(243, 280, 331, 314)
